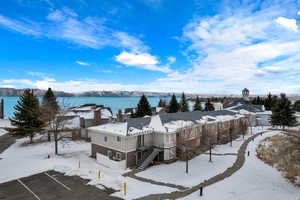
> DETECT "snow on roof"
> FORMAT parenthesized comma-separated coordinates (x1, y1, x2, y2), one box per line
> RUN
(71, 106, 94, 111)
(164, 120, 194, 132)
(66, 105, 112, 120)
(66, 110, 94, 119)
(89, 110, 244, 136)
(89, 122, 128, 136)
(101, 108, 112, 119)
(156, 107, 163, 113)
(64, 116, 81, 129)
(149, 115, 165, 132)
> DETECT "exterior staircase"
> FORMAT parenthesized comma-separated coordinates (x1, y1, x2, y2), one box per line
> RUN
(138, 148, 162, 170)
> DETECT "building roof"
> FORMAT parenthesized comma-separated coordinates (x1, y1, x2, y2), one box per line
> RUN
(223, 99, 249, 108)
(88, 110, 242, 136)
(66, 104, 113, 119)
(159, 110, 236, 125)
(230, 104, 264, 113)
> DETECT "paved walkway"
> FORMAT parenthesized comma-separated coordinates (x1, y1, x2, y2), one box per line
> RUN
(133, 131, 267, 200)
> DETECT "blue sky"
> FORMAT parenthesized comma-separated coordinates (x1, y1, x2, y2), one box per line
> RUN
(0, 0, 300, 94)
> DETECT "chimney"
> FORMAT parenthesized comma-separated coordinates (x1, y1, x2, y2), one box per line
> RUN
(94, 110, 101, 122)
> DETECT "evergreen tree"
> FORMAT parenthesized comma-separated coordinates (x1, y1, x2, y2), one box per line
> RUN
(9, 89, 44, 143)
(204, 99, 215, 111)
(264, 93, 273, 110)
(135, 94, 152, 117)
(179, 93, 189, 112)
(271, 93, 296, 129)
(158, 99, 166, 108)
(167, 94, 180, 113)
(193, 96, 202, 111)
(293, 100, 300, 112)
(41, 88, 59, 112)
(130, 110, 136, 118)
(41, 88, 59, 141)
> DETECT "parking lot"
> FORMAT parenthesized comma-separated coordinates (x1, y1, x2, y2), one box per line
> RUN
(0, 170, 122, 200)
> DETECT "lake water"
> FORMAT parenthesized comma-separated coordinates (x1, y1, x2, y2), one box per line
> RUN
(0, 96, 168, 119)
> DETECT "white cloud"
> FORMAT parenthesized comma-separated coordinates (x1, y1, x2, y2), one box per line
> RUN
(275, 16, 298, 32)
(0, 9, 148, 51)
(27, 71, 49, 78)
(116, 51, 158, 65)
(155, 0, 300, 94)
(0, 15, 41, 36)
(47, 10, 65, 22)
(115, 51, 171, 73)
(3, 79, 34, 85)
(113, 32, 148, 53)
(76, 61, 90, 66)
(101, 70, 112, 73)
(262, 66, 284, 73)
(167, 56, 176, 64)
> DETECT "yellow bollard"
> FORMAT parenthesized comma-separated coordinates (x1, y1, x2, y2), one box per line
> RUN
(98, 171, 100, 180)
(77, 160, 80, 168)
(124, 182, 127, 196)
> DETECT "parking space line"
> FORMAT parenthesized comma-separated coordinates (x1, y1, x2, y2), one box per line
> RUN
(44, 172, 71, 191)
(17, 179, 41, 200)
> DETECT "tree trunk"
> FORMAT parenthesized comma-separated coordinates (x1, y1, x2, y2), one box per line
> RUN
(30, 134, 33, 143)
(48, 132, 51, 141)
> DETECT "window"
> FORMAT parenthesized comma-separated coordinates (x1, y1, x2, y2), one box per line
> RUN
(117, 136, 121, 142)
(116, 152, 122, 160)
(104, 136, 107, 142)
(107, 150, 112, 159)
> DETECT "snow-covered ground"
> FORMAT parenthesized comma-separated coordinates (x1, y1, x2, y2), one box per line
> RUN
(0, 119, 12, 136)
(137, 153, 236, 187)
(211, 126, 266, 154)
(0, 119, 12, 128)
(136, 127, 266, 187)
(0, 135, 176, 199)
(179, 130, 300, 200)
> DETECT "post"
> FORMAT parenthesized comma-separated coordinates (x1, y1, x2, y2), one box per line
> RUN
(77, 160, 80, 168)
(185, 147, 188, 174)
(209, 143, 212, 162)
(200, 186, 203, 196)
(124, 182, 127, 196)
(248, 151, 250, 156)
(98, 171, 100, 179)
